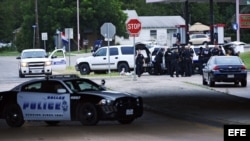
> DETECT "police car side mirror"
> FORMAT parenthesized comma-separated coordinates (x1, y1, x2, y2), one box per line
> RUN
(16, 56, 21, 59)
(57, 88, 67, 93)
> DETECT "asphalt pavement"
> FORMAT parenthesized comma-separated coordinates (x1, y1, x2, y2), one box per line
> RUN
(101, 73, 250, 127)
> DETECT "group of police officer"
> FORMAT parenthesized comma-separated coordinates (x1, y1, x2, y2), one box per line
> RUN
(135, 42, 239, 78)
(153, 43, 238, 77)
(160, 45, 194, 77)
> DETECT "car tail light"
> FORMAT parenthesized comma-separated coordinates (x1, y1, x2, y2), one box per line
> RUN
(241, 65, 247, 70)
(213, 66, 219, 70)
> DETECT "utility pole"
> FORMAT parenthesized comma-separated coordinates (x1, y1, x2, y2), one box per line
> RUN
(35, 0, 40, 48)
(77, 0, 80, 52)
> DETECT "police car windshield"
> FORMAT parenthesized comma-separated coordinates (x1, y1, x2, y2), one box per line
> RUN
(64, 79, 104, 92)
(22, 51, 47, 59)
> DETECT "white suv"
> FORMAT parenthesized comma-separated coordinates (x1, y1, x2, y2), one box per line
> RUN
(189, 34, 210, 45)
(75, 45, 135, 75)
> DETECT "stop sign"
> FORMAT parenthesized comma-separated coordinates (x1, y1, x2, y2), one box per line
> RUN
(126, 19, 141, 36)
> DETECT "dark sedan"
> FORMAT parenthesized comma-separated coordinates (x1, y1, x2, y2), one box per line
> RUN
(202, 56, 247, 87)
(0, 74, 143, 127)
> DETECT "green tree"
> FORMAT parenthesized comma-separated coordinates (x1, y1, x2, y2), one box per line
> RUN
(0, 0, 22, 43)
(14, 0, 127, 52)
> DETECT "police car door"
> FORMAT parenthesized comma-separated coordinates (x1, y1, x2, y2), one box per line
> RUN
(49, 49, 67, 70)
(17, 81, 71, 121)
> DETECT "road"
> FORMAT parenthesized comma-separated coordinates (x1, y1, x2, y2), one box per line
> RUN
(1, 56, 250, 141)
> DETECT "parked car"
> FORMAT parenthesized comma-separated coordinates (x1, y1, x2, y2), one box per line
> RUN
(223, 41, 245, 55)
(202, 56, 247, 87)
(0, 74, 143, 127)
(16, 49, 66, 78)
(75, 44, 152, 75)
(189, 34, 210, 45)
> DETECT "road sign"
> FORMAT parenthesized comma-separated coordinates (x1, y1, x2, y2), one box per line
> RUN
(232, 23, 238, 30)
(65, 28, 73, 39)
(41, 32, 48, 40)
(101, 23, 116, 40)
(126, 19, 141, 36)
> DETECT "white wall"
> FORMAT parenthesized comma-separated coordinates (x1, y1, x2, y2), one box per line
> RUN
(115, 27, 178, 46)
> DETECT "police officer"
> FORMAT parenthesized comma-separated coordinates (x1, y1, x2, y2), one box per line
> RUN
(170, 49, 180, 77)
(164, 48, 172, 75)
(201, 44, 211, 64)
(182, 44, 193, 77)
(178, 45, 185, 76)
(211, 44, 220, 56)
(197, 47, 204, 74)
(154, 48, 164, 75)
(135, 49, 144, 77)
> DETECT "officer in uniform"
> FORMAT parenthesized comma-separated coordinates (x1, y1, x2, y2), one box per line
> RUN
(135, 49, 144, 77)
(154, 48, 164, 75)
(197, 47, 204, 74)
(201, 44, 211, 64)
(182, 44, 193, 77)
(211, 44, 220, 56)
(170, 48, 180, 77)
(164, 48, 172, 75)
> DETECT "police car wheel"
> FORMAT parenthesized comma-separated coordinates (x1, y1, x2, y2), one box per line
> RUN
(45, 121, 60, 126)
(5, 104, 25, 127)
(78, 103, 99, 126)
(118, 118, 134, 124)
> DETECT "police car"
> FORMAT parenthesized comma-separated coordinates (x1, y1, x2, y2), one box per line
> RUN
(0, 74, 143, 127)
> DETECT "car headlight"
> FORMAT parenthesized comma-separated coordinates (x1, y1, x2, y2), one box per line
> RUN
(98, 99, 113, 105)
(45, 61, 52, 66)
(21, 62, 28, 67)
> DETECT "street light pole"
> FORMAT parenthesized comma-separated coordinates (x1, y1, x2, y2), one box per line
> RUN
(77, 0, 80, 52)
(35, 0, 40, 48)
(32, 25, 36, 49)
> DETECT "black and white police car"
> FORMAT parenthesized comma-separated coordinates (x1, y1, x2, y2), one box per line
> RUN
(0, 74, 143, 127)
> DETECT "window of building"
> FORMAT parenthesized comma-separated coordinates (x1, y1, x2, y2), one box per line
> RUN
(150, 30, 157, 40)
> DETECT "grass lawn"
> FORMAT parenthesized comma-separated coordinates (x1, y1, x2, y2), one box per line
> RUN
(240, 51, 250, 69)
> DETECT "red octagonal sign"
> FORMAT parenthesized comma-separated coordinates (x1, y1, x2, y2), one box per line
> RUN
(126, 19, 141, 36)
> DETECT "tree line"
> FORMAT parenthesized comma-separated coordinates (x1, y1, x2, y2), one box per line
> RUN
(0, 0, 249, 52)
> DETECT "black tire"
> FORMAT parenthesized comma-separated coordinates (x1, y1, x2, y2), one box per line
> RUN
(241, 80, 247, 87)
(19, 70, 25, 78)
(202, 76, 207, 85)
(118, 118, 134, 124)
(118, 62, 129, 73)
(78, 103, 99, 126)
(208, 76, 215, 87)
(79, 63, 90, 75)
(45, 121, 60, 126)
(234, 81, 239, 86)
(5, 104, 24, 127)
(202, 42, 208, 45)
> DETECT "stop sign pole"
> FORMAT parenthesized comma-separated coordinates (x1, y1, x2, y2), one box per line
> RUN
(126, 19, 142, 81)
